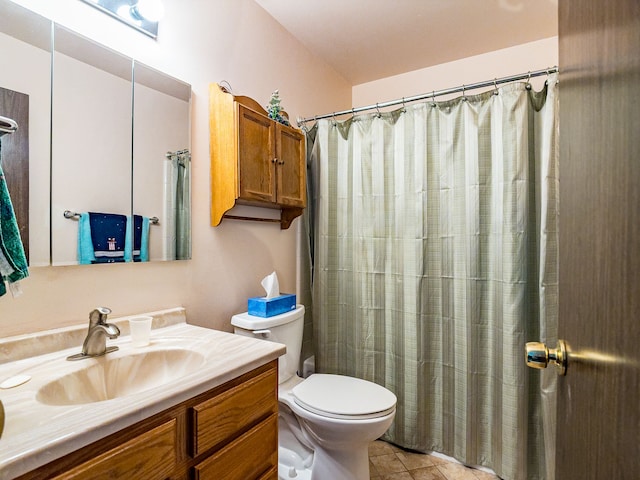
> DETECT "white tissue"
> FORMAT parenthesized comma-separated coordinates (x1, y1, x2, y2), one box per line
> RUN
(261, 271, 280, 299)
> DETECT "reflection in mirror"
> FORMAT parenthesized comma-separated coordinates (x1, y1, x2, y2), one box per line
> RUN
(133, 62, 191, 261)
(0, 0, 52, 267)
(51, 26, 133, 266)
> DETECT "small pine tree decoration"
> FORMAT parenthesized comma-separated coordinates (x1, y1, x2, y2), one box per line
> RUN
(267, 90, 290, 126)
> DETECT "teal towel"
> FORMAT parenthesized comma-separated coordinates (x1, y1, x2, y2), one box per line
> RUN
(140, 216, 149, 262)
(0, 142, 28, 297)
(124, 215, 149, 262)
(124, 216, 133, 262)
(77, 213, 96, 265)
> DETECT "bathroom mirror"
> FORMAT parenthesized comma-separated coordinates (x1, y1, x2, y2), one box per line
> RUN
(133, 62, 191, 261)
(51, 25, 134, 266)
(0, 0, 192, 266)
(0, 0, 52, 267)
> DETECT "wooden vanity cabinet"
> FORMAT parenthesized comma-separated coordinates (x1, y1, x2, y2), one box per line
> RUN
(17, 361, 278, 480)
(210, 83, 306, 229)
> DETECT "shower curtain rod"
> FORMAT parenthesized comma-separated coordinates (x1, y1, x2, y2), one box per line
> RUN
(296, 66, 558, 126)
(165, 149, 190, 158)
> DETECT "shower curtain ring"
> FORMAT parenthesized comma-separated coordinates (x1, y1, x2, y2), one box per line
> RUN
(494, 78, 499, 95)
(462, 84, 467, 101)
(431, 90, 437, 107)
(401, 97, 407, 113)
(526, 71, 532, 90)
(375, 103, 381, 117)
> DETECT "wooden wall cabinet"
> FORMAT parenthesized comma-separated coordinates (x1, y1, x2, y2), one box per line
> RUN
(19, 361, 278, 480)
(210, 83, 306, 229)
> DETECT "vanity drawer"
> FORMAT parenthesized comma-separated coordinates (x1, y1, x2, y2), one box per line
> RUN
(51, 418, 176, 480)
(190, 363, 277, 456)
(192, 413, 278, 480)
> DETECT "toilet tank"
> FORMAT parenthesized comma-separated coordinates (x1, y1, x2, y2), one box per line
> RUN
(231, 305, 305, 384)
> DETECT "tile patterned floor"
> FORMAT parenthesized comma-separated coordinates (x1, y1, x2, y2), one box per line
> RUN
(369, 440, 500, 480)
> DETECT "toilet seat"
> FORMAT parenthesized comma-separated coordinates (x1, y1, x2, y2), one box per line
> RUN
(291, 374, 397, 420)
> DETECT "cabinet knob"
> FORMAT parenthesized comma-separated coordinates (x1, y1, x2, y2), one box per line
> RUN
(278, 160, 285, 165)
(272, 158, 277, 164)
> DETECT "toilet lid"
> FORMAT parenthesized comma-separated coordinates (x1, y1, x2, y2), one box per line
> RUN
(291, 374, 397, 420)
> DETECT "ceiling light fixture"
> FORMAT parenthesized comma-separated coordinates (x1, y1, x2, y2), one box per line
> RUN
(131, 0, 165, 22)
(79, 0, 164, 39)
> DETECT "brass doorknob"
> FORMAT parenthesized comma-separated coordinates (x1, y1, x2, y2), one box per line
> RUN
(525, 340, 568, 375)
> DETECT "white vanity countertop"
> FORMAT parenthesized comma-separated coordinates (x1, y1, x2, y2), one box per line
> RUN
(0, 310, 285, 480)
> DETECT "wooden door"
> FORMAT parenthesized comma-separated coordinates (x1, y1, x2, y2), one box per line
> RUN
(557, 0, 640, 478)
(275, 124, 306, 208)
(237, 104, 276, 204)
(0, 87, 29, 262)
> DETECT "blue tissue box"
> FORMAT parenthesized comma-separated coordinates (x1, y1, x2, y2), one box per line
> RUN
(248, 294, 296, 317)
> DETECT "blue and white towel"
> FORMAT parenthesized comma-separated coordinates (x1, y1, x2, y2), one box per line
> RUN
(78, 212, 149, 264)
(88, 212, 128, 263)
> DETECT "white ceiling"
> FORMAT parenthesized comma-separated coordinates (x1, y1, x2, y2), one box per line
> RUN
(254, 0, 558, 85)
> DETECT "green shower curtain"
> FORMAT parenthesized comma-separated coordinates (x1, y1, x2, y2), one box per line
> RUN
(175, 151, 191, 260)
(304, 76, 559, 480)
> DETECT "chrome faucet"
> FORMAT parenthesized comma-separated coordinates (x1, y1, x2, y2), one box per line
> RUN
(67, 307, 120, 361)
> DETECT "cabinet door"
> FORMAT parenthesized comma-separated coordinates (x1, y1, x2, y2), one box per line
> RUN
(193, 414, 277, 480)
(191, 365, 277, 456)
(50, 420, 176, 480)
(237, 104, 276, 203)
(275, 124, 306, 207)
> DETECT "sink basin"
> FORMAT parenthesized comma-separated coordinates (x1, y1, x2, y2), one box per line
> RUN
(36, 348, 206, 406)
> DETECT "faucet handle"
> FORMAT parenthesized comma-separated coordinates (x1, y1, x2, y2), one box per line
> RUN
(89, 307, 112, 326)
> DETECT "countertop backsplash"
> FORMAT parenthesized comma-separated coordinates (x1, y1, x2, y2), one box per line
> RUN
(0, 307, 186, 364)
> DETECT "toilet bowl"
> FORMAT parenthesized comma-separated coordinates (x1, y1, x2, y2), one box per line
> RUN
(232, 305, 397, 480)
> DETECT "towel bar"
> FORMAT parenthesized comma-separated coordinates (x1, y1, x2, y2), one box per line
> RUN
(63, 210, 159, 225)
(0, 115, 18, 136)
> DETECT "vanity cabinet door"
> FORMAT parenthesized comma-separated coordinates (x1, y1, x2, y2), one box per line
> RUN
(192, 414, 278, 480)
(50, 419, 176, 480)
(191, 363, 277, 456)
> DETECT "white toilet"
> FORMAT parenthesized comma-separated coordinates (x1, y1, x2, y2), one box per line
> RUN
(232, 305, 397, 480)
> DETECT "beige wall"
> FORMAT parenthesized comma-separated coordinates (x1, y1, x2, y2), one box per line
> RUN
(0, 0, 350, 337)
(353, 37, 558, 107)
